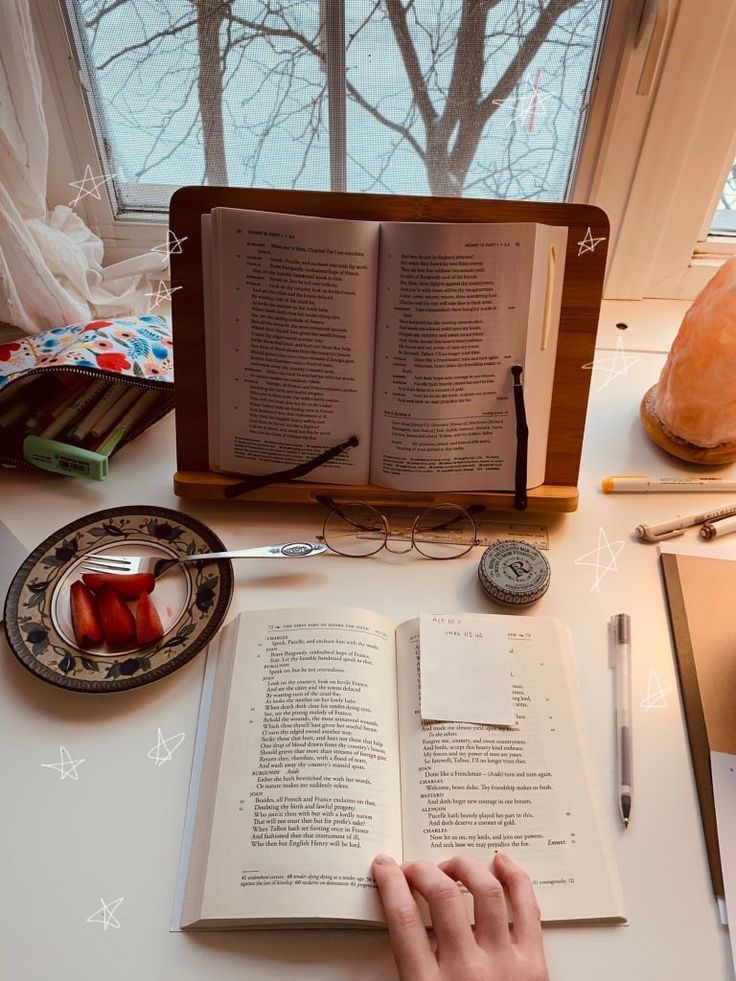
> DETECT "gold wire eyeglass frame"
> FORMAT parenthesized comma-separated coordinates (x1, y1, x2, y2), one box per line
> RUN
(316, 501, 481, 559)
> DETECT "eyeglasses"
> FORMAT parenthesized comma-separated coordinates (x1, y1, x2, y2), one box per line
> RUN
(316, 500, 481, 559)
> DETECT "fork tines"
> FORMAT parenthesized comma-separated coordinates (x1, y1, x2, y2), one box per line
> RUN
(80, 555, 134, 573)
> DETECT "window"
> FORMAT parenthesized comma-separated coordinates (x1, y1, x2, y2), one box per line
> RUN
(709, 158, 736, 238)
(43, 0, 736, 303)
(595, 0, 736, 298)
(39, 0, 615, 221)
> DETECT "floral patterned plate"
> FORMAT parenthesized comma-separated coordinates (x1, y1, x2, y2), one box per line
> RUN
(3, 506, 233, 693)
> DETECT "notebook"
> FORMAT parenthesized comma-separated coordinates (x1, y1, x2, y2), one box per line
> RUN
(660, 547, 736, 898)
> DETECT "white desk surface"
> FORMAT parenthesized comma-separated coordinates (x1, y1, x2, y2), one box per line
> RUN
(1, 299, 734, 980)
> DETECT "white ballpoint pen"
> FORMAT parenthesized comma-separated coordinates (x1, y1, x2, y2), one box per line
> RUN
(636, 504, 736, 542)
(610, 614, 632, 829)
(700, 514, 736, 540)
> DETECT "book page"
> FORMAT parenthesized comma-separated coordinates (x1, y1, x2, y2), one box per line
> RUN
(370, 222, 565, 491)
(396, 616, 625, 924)
(182, 607, 402, 927)
(207, 209, 380, 482)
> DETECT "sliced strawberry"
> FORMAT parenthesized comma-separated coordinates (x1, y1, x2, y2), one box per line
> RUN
(96, 584, 136, 646)
(135, 590, 164, 646)
(82, 571, 155, 600)
(70, 581, 103, 648)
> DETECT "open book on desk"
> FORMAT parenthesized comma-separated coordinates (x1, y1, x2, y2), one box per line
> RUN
(176, 607, 624, 929)
(202, 209, 567, 493)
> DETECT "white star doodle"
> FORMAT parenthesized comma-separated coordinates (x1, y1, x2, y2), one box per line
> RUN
(148, 728, 185, 767)
(582, 335, 641, 393)
(41, 746, 85, 781)
(145, 280, 182, 310)
(151, 230, 187, 258)
(492, 71, 554, 132)
(573, 527, 625, 592)
(87, 897, 124, 931)
(640, 670, 673, 711)
(577, 226, 606, 256)
(68, 165, 117, 208)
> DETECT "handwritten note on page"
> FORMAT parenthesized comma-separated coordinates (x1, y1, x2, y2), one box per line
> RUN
(419, 613, 515, 726)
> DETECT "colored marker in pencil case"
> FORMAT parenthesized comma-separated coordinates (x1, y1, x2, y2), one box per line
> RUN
(23, 390, 162, 480)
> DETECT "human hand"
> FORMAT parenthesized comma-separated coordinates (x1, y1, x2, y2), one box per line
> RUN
(372, 852, 549, 981)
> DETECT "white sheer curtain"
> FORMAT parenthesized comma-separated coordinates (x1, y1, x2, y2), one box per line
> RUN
(0, 0, 161, 333)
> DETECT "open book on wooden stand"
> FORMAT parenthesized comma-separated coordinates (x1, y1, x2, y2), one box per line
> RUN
(170, 189, 608, 512)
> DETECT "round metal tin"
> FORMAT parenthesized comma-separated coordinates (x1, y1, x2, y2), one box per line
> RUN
(478, 540, 550, 607)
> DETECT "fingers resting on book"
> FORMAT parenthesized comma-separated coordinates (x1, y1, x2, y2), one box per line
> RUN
(372, 853, 549, 981)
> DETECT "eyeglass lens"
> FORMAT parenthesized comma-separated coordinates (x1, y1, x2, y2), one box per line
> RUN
(412, 504, 477, 559)
(321, 502, 475, 558)
(321, 502, 387, 556)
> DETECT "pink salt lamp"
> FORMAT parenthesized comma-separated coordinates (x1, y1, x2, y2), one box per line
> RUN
(641, 256, 736, 463)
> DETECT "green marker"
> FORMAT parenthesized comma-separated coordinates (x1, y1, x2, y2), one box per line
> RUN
(23, 435, 110, 480)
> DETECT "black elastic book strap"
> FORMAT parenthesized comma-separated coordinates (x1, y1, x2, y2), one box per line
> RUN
(511, 365, 528, 511)
(223, 435, 359, 498)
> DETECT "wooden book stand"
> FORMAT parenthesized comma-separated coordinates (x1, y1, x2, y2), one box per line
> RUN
(169, 188, 608, 513)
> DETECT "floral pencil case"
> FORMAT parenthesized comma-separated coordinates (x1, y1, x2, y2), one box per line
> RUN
(0, 315, 175, 480)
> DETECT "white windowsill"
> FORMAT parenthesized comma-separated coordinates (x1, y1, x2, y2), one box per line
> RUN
(596, 296, 688, 353)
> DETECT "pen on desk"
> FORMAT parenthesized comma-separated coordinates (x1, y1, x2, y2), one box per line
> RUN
(635, 503, 736, 543)
(699, 514, 736, 540)
(603, 475, 736, 493)
(610, 613, 632, 829)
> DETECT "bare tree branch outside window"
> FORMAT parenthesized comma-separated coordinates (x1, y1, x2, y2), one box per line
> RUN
(67, 0, 610, 213)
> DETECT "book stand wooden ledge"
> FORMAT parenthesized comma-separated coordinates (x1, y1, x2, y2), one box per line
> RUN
(170, 188, 608, 513)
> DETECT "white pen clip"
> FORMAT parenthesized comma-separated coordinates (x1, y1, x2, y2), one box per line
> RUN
(635, 522, 686, 544)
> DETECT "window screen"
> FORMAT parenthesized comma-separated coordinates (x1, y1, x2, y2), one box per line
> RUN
(64, 0, 611, 215)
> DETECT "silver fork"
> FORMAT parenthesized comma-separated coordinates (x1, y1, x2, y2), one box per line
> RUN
(79, 541, 328, 578)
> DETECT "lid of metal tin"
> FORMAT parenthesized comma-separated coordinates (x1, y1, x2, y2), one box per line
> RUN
(478, 540, 550, 607)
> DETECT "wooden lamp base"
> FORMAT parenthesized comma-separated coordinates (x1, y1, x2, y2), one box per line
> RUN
(640, 385, 736, 465)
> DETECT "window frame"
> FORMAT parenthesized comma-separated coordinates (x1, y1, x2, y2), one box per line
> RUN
(586, 0, 736, 299)
(30, 0, 164, 258)
(34, 0, 676, 287)
(694, 130, 736, 251)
